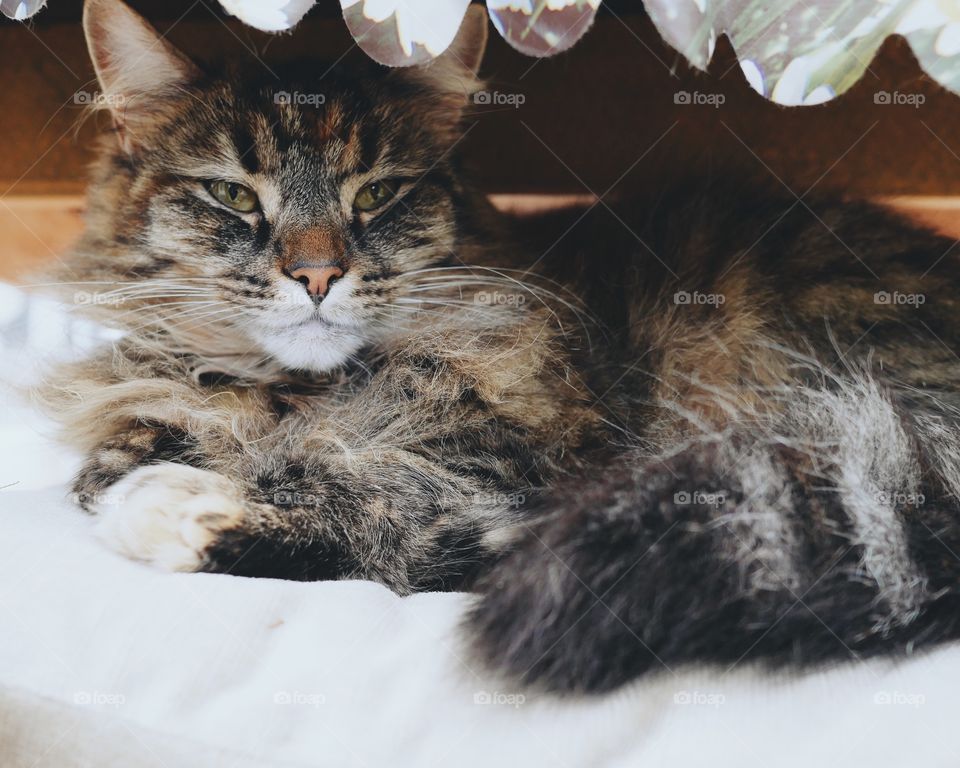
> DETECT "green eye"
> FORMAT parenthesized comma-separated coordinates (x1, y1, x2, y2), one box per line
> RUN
(353, 180, 399, 212)
(206, 180, 259, 213)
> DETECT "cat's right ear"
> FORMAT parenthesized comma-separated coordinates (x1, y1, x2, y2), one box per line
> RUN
(83, 0, 200, 153)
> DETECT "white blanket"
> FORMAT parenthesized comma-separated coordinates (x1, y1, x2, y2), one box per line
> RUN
(2, 422, 960, 767)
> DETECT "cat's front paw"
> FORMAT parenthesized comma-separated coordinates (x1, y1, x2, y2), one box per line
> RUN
(91, 463, 247, 572)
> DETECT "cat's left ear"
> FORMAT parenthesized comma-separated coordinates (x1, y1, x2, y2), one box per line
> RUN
(409, 5, 488, 104)
(439, 4, 489, 83)
(83, 0, 201, 153)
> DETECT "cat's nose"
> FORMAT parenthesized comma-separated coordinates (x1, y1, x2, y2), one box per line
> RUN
(286, 264, 344, 300)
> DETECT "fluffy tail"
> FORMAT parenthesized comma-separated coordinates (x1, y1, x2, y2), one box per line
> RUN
(467, 377, 960, 693)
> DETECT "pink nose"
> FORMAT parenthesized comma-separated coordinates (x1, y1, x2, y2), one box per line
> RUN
(287, 264, 344, 299)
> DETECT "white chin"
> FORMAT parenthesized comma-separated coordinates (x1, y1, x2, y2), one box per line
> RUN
(251, 322, 366, 373)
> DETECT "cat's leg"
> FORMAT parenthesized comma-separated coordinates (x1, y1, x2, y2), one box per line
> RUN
(91, 446, 519, 591)
(46, 345, 298, 569)
(72, 423, 250, 572)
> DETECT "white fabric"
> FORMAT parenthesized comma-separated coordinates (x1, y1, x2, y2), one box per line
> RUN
(3, 420, 960, 766)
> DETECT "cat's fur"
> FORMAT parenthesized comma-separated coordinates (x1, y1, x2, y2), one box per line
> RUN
(39, 0, 960, 693)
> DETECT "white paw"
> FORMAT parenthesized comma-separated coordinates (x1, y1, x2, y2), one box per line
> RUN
(91, 463, 247, 572)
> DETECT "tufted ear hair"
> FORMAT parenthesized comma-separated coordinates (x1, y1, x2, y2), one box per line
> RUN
(395, 5, 488, 143)
(440, 4, 488, 81)
(413, 5, 488, 99)
(83, 0, 201, 153)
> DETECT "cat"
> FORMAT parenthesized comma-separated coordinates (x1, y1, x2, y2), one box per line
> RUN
(40, 0, 960, 694)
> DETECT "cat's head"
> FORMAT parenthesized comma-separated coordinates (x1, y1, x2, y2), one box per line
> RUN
(71, 0, 490, 374)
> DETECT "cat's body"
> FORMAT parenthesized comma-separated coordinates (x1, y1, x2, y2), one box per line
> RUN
(42, 0, 960, 693)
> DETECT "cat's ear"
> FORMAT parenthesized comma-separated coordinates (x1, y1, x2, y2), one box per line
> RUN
(444, 4, 488, 81)
(415, 5, 488, 99)
(402, 5, 488, 140)
(83, 0, 201, 153)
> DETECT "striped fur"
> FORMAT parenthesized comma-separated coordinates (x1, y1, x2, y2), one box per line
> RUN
(37, 0, 960, 693)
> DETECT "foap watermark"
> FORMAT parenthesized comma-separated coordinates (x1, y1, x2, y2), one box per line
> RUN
(473, 90, 526, 108)
(473, 690, 526, 708)
(674, 490, 727, 508)
(73, 90, 126, 108)
(274, 90, 326, 107)
(875, 491, 925, 507)
(274, 491, 324, 507)
(73, 290, 126, 307)
(473, 490, 526, 508)
(673, 690, 726, 708)
(674, 90, 725, 108)
(874, 690, 925, 708)
(874, 90, 925, 108)
(72, 491, 125, 507)
(273, 690, 326, 707)
(673, 290, 725, 307)
(74, 690, 125, 708)
(475, 290, 526, 307)
(874, 290, 925, 307)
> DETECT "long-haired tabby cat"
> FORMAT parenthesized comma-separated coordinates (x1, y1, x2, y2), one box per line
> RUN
(41, 0, 960, 693)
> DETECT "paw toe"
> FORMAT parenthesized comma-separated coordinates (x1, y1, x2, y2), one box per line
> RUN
(91, 463, 247, 572)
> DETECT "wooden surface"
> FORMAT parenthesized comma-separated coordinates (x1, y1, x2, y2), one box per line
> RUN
(0, 196, 85, 280)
